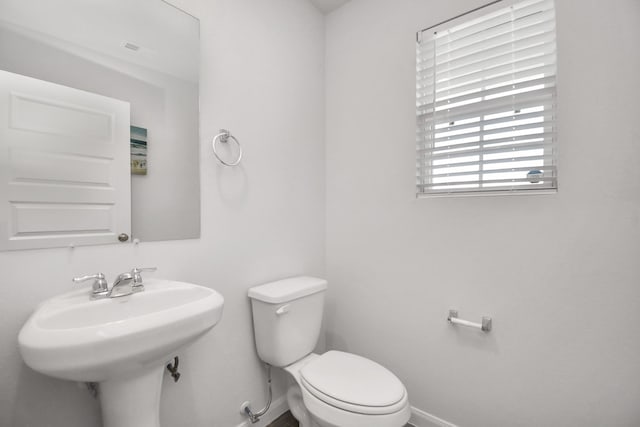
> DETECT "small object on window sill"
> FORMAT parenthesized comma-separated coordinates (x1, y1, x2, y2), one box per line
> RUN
(527, 170, 543, 183)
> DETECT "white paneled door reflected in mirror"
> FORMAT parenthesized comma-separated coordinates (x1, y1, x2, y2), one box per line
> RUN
(0, 0, 200, 250)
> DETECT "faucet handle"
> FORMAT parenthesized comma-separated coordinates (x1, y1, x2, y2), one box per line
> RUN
(73, 273, 109, 297)
(130, 267, 157, 288)
(132, 267, 157, 273)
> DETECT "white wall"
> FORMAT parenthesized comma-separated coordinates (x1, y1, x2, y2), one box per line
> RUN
(0, 0, 325, 426)
(325, 0, 640, 426)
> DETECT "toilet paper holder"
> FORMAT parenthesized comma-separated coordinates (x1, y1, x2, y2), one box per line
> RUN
(448, 309, 492, 332)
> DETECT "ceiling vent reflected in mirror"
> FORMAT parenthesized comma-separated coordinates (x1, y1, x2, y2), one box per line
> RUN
(123, 42, 141, 51)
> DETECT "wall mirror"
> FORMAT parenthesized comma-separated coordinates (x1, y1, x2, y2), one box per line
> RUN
(0, 0, 200, 250)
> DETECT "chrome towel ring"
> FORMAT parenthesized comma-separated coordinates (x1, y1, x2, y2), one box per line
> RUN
(212, 129, 242, 166)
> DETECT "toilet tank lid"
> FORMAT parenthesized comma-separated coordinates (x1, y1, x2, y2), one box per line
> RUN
(248, 276, 327, 304)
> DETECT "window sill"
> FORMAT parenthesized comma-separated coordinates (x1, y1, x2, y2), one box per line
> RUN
(416, 189, 558, 199)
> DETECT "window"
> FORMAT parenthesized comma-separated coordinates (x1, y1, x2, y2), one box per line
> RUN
(416, 0, 557, 196)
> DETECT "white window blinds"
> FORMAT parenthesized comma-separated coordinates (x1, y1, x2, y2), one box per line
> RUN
(416, 0, 557, 196)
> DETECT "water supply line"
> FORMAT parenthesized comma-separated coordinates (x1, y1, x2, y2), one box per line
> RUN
(243, 364, 272, 424)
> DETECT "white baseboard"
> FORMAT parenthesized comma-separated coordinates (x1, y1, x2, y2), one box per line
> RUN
(234, 395, 288, 427)
(410, 406, 458, 427)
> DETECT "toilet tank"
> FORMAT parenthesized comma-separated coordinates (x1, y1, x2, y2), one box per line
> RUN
(248, 276, 327, 367)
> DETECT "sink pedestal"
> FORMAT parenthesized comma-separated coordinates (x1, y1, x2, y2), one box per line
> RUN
(100, 364, 165, 427)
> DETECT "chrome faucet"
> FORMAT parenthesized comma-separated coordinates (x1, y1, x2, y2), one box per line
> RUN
(108, 272, 135, 298)
(73, 267, 157, 300)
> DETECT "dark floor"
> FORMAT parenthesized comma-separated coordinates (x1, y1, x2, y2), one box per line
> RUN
(267, 411, 298, 427)
(266, 411, 414, 427)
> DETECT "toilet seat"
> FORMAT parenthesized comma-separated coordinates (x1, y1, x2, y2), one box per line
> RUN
(300, 351, 408, 415)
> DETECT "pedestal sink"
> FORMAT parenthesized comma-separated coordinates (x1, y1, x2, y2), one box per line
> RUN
(18, 279, 224, 427)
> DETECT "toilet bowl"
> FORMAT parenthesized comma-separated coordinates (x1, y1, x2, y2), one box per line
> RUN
(286, 351, 411, 427)
(248, 277, 410, 427)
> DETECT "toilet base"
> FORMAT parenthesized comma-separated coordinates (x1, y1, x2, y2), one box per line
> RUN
(287, 383, 319, 427)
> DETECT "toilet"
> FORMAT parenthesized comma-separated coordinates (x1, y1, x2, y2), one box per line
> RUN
(248, 276, 411, 427)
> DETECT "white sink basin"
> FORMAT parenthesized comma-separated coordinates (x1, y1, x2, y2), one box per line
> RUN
(18, 279, 224, 427)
